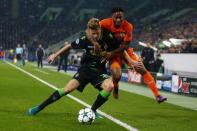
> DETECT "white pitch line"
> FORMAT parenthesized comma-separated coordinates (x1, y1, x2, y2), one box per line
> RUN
(5, 61, 138, 131)
(34, 69, 50, 75)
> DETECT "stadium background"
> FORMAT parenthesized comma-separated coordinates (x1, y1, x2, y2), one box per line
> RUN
(1, 0, 196, 95)
(0, 0, 197, 131)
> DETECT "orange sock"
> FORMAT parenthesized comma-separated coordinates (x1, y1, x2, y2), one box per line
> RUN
(143, 71, 159, 97)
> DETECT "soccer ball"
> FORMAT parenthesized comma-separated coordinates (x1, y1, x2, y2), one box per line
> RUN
(78, 108, 95, 124)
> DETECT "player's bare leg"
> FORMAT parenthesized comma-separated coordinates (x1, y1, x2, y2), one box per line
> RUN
(123, 51, 167, 103)
(111, 67, 121, 99)
(107, 56, 123, 99)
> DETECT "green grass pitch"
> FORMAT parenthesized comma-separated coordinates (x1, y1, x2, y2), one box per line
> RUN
(0, 61, 196, 131)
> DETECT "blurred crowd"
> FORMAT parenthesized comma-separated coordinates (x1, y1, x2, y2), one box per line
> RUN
(137, 14, 197, 53)
(0, 0, 196, 54)
(160, 40, 197, 53)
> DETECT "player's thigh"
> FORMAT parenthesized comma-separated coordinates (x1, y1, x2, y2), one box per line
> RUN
(110, 56, 122, 70)
(72, 69, 89, 92)
(91, 74, 110, 91)
(64, 79, 80, 92)
(109, 57, 122, 77)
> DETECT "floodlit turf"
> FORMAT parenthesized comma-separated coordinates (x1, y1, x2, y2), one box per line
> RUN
(0, 61, 197, 131)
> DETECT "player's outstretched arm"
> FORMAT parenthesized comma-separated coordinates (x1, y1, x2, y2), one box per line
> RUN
(99, 42, 129, 61)
(48, 42, 71, 64)
(111, 42, 129, 55)
(123, 51, 145, 71)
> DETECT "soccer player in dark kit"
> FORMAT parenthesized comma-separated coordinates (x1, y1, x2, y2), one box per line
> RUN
(28, 18, 120, 118)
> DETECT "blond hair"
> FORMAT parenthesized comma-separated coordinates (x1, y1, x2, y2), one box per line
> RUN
(87, 18, 100, 30)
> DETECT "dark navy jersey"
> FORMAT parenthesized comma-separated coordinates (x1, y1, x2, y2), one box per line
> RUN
(71, 29, 120, 73)
(71, 36, 106, 73)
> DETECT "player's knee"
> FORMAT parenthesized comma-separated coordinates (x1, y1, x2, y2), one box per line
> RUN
(102, 79, 114, 92)
(64, 79, 80, 93)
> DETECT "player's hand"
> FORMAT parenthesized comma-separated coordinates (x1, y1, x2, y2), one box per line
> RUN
(91, 40, 101, 53)
(100, 51, 112, 59)
(93, 42, 102, 53)
(48, 54, 56, 64)
(105, 52, 113, 60)
(105, 51, 112, 59)
(100, 51, 113, 63)
(132, 58, 145, 70)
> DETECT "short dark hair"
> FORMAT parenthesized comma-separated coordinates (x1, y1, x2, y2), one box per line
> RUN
(111, 7, 124, 13)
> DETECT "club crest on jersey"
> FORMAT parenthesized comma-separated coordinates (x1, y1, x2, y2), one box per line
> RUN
(75, 39, 80, 44)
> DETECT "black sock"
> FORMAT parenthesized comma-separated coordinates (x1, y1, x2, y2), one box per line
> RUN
(91, 94, 108, 112)
(38, 91, 63, 111)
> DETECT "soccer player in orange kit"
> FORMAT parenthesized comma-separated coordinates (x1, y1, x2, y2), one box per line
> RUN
(99, 7, 167, 103)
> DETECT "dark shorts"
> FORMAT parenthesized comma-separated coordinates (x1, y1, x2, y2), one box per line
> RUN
(16, 54, 22, 60)
(72, 68, 110, 92)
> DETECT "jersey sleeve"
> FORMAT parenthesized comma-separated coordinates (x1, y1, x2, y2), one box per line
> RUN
(123, 22, 133, 42)
(99, 19, 111, 30)
(71, 36, 87, 49)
